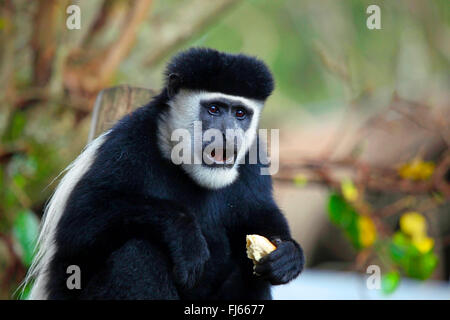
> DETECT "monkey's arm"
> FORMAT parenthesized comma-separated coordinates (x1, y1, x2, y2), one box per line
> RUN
(57, 192, 209, 289)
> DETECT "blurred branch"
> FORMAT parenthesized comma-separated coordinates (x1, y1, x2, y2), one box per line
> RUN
(64, 0, 153, 99)
(95, 0, 153, 85)
(390, 94, 450, 147)
(314, 42, 351, 86)
(277, 89, 450, 199)
(313, 42, 356, 159)
(82, 0, 123, 49)
(31, 0, 68, 88)
(12, 87, 94, 113)
(275, 150, 450, 198)
(0, 0, 16, 105)
(377, 196, 417, 218)
(354, 248, 373, 272)
(144, 0, 241, 68)
(318, 100, 358, 160)
(0, 147, 28, 165)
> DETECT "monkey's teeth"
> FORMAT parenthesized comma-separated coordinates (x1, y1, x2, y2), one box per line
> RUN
(204, 149, 234, 165)
(213, 151, 224, 163)
(225, 155, 234, 164)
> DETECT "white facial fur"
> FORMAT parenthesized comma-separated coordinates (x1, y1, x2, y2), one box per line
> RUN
(158, 89, 263, 189)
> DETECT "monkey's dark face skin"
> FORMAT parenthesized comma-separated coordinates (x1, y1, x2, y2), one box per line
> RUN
(199, 97, 252, 168)
(38, 48, 304, 300)
(200, 97, 253, 131)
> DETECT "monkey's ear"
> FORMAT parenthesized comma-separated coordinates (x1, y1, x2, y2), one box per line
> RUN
(167, 73, 181, 99)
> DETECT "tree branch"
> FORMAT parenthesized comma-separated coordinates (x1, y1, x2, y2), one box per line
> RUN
(63, 0, 153, 99)
(275, 152, 450, 198)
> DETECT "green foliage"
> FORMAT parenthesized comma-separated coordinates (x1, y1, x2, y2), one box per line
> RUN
(389, 232, 438, 280)
(327, 192, 439, 294)
(381, 271, 400, 294)
(12, 209, 39, 268)
(3, 111, 27, 142)
(327, 193, 361, 249)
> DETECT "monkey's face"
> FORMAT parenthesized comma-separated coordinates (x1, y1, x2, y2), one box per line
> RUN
(159, 89, 263, 189)
(199, 95, 255, 168)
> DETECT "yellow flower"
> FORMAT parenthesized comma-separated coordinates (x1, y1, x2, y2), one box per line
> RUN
(412, 236, 434, 254)
(398, 158, 435, 181)
(293, 174, 308, 187)
(399, 212, 435, 253)
(400, 212, 427, 238)
(341, 179, 358, 202)
(358, 215, 376, 247)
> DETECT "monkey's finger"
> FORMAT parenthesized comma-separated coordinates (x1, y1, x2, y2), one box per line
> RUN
(269, 237, 283, 247)
(259, 241, 292, 263)
(254, 261, 273, 276)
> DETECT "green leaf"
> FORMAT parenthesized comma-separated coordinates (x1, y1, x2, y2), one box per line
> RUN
(12, 209, 40, 267)
(5, 189, 18, 209)
(327, 193, 361, 249)
(382, 271, 400, 294)
(407, 251, 438, 280)
(13, 173, 27, 189)
(421, 252, 439, 278)
(389, 231, 438, 280)
(3, 111, 27, 142)
(327, 193, 347, 225)
(347, 215, 361, 249)
(389, 232, 418, 263)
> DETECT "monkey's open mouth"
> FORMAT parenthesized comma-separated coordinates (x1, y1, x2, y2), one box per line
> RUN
(204, 148, 236, 167)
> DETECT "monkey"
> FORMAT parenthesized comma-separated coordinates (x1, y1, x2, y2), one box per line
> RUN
(24, 47, 304, 300)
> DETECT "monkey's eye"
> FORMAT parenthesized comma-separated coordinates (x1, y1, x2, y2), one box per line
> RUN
(235, 108, 246, 119)
(208, 105, 220, 115)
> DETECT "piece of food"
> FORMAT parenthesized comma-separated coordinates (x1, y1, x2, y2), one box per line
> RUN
(246, 234, 277, 263)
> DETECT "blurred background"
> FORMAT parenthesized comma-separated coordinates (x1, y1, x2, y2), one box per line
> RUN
(0, 0, 449, 299)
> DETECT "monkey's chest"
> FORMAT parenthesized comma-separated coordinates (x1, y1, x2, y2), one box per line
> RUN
(179, 211, 240, 299)
(167, 186, 249, 298)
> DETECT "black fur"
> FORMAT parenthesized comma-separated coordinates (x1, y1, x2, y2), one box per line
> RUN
(165, 47, 274, 101)
(45, 49, 303, 300)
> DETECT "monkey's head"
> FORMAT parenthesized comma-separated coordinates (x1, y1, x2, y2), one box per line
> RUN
(158, 48, 274, 189)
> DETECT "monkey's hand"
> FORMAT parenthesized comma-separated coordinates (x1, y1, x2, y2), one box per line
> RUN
(253, 237, 304, 285)
(167, 211, 210, 289)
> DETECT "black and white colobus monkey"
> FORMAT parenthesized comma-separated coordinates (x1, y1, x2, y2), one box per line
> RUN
(25, 48, 304, 300)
